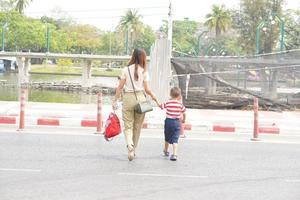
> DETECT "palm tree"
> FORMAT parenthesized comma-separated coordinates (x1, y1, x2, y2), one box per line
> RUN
(204, 4, 232, 37)
(118, 9, 143, 54)
(15, 0, 33, 14)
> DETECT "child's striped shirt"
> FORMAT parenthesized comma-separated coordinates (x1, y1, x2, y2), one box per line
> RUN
(160, 100, 186, 119)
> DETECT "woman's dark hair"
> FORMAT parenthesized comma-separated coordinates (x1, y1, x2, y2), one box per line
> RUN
(128, 48, 147, 81)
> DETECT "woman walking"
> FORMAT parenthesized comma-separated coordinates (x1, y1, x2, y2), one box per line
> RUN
(112, 48, 159, 161)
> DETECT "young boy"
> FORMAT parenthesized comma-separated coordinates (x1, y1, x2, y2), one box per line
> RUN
(160, 87, 186, 161)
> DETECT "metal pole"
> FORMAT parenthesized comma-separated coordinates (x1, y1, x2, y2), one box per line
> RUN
(255, 27, 260, 55)
(109, 31, 112, 55)
(125, 28, 128, 55)
(255, 22, 265, 54)
(279, 17, 284, 52)
(1, 26, 4, 52)
(46, 23, 50, 52)
(109, 31, 112, 68)
(168, 0, 173, 53)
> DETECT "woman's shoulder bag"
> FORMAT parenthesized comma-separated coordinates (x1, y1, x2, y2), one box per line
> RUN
(127, 67, 153, 114)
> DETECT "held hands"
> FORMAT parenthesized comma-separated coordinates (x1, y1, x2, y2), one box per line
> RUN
(112, 98, 118, 110)
(151, 96, 161, 107)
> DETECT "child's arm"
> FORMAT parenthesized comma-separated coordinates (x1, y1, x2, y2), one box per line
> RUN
(154, 99, 161, 107)
(181, 112, 186, 123)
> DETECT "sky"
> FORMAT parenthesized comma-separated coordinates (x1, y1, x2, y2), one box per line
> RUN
(25, 0, 300, 31)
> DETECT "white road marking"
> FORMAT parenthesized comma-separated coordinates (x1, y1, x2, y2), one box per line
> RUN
(285, 179, 300, 183)
(119, 172, 207, 179)
(2, 129, 300, 145)
(0, 168, 41, 172)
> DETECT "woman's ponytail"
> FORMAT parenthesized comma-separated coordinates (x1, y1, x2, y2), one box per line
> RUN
(127, 48, 147, 81)
(134, 63, 139, 81)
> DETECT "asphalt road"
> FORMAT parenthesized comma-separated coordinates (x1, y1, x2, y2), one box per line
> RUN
(0, 131, 300, 200)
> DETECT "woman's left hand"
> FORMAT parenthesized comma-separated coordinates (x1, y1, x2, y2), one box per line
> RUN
(112, 98, 118, 110)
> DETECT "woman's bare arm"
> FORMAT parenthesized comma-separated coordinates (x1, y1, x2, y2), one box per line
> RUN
(143, 81, 160, 106)
(112, 79, 126, 109)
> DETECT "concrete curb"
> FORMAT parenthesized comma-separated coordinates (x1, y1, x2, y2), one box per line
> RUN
(1, 101, 299, 135)
(0, 115, 282, 134)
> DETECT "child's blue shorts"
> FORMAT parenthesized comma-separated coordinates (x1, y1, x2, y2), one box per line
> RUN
(164, 118, 181, 144)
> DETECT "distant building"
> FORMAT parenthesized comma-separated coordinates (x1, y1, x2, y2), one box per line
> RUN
(0, 60, 4, 72)
(0, 57, 17, 72)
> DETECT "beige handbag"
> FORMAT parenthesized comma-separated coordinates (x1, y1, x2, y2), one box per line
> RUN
(127, 67, 153, 114)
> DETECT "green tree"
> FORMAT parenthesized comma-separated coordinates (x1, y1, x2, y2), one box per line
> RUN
(0, 0, 15, 11)
(99, 31, 124, 55)
(284, 9, 300, 50)
(14, 0, 32, 14)
(204, 4, 232, 37)
(160, 18, 201, 55)
(133, 25, 155, 55)
(1, 6, 158, 55)
(205, 36, 242, 56)
(0, 11, 44, 52)
(66, 24, 102, 54)
(0, 11, 72, 53)
(233, 0, 284, 54)
(118, 9, 143, 54)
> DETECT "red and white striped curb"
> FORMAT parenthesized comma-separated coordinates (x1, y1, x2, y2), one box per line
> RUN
(0, 115, 280, 134)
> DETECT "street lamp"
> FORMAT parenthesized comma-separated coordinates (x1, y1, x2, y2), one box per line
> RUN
(109, 30, 112, 68)
(125, 28, 128, 55)
(255, 13, 285, 54)
(130, 28, 134, 53)
(109, 31, 112, 55)
(1, 23, 8, 52)
(45, 23, 50, 53)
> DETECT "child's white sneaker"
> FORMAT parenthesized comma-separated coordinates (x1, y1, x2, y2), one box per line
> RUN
(170, 154, 177, 161)
(163, 150, 169, 157)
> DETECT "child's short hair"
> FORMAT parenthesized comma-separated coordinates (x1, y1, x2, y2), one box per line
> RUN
(170, 87, 181, 98)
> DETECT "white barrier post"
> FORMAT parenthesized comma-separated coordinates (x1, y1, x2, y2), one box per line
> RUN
(96, 92, 103, 134)
(251, 97, 259, 141)
(18, 87, 26, 131)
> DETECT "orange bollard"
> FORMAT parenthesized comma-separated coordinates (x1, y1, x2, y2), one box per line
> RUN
(18, 88, 26, 131)
(251, 97, 260, 141)
(96, 92, 103, 134)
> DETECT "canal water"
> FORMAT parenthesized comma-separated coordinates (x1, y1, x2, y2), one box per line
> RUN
(0, 73, 118, 104)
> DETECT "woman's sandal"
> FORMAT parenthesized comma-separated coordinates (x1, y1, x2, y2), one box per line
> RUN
(127, 145, 135, 161)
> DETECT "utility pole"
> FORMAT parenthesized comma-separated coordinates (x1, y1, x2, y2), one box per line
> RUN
(109, 31, 112, 68)
(125, 28, 129, 55)
(46, 23, 50, 53)
(1, 26, 4, 52)
(168, 1, 173, 50)
(1, 23, 8, 52)
(109, 31, 112, 55)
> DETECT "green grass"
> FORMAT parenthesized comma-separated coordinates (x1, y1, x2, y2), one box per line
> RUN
(30, 65, 122, 77)
(92, 68, 122, 77)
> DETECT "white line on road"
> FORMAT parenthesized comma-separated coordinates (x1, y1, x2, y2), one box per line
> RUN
(119, 172, 207, 179)
(0, 168, 41, 172)
(285, 179, 300, 183)
(2, 130, 300, 145)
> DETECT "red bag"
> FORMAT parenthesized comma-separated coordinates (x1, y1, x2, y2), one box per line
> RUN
(103, 112, 121, 141)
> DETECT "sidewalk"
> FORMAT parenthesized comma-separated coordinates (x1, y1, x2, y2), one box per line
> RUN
(1, 101, 300, 135)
